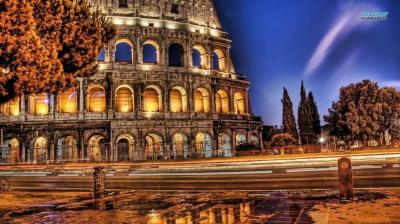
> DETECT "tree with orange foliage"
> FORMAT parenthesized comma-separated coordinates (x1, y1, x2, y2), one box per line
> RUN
(0, 0, 115, 103)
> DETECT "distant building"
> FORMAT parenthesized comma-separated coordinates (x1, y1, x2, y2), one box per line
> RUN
(0, 0, 263, 164)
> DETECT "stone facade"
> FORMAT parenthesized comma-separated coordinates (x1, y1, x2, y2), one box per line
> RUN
(0, 0, 263, 164)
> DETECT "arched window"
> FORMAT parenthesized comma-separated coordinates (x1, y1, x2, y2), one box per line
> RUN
(143, 43, 158, 64)
(58, 88, 77, 113)
(0, 97, 20, 116)
(87, 86, 106, 113)
(250, 134, 260, 146)
(168, 43, 184, 67)
(29, 93, 49, 115)
(213, 49, 226, 71)
(234, 92, 246, 115)
(194, 88, 210, 113)
(145, 133, 163, 160)
(116, 134, 136, 161)
(115, 86, 134, 113)
(192, 45, 206, 68)
(216, 90, 229, 114)
(170, 87, 187, 113)
(195, 133, 212, 158)
(98, 48, 106, 62)
(144, 86, 162, 112)
(115, 41, 133, 63)
(1, 138, 20, 163)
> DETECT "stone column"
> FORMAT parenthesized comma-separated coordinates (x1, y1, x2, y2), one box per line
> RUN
(78, 78, 84, 119)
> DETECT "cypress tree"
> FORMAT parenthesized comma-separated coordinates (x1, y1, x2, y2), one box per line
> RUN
(298, 81, 313, 144)
(282, 87, 298, 139)
(308, 91, 321, 139)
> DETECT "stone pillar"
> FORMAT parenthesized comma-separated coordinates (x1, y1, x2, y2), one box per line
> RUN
(93, 166, 106, 210)
(229, 88, 235, 114)
(49, 94, 55, 120)
(137, 39, 143, 64)
(78, 78, 85, 119)
(20, 93, 25, 120)
(245, 88, 250, 115)
(338, 157, 353, 200)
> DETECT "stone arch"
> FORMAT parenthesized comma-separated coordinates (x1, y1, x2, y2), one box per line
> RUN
(218, 133, 232, 157)
(0, 97, 20, 116)
(168, 43, 184, 67)
(1, 138, 20, 163)
(192, 45, 207, 68)
(88, 134, 108, 162)
(116, 134, 135, 161)
(250, 134, 260, 146)
(29, 93, 49, 115)
(194, 88, 210, 113)
(142, 39, 160, 64)
(170, 86, 188, 113)
(234, 91, 246, 115)
(115, 85, 134, 113)
(172, 133, 190, 159)
(29, 137, 48, 164)
(235, 131, 247, 147)
(115, 38, 134, 64)
(144, 85, 163, 112)
(216, 90, 229, 114)
(144, 133, 164, 160)
(87, 85, 106, 113)
(195, 132, 212, 158)
(213, 49, 226, 71)
(56, 136, 78, 162)
(58, 88, 78, 113)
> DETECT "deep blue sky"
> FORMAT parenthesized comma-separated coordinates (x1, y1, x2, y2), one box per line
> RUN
(214, 0, 400, 126)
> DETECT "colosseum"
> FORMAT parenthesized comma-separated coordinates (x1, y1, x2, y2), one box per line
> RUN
(0, 0, 263, 164)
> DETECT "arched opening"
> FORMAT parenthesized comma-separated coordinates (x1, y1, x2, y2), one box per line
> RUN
(116, 134, 136, 161)
(58, 88, 77, 113)
(115, 86, 134, 113)
(235, 132, 247, 147)
(168, 43, 184, 67)
(0, 97, 20, 116)
(144, 86, 162, 112)
(0, 138, 20, 163)
(117, 139, 129, 161)
(143, 40, 159, 64)
(172, 133, 189, 159)
(234, 92, 246, 115)
(218, 133, 232, 157)
(213, 49, 226, 71)
(57, 136, 78, 162)
(98, 48, 106, 62)
(195, 133, 212, 158)
(118, 0, 128, 8)
(194, 88, 210, 113)
(216, 90, 229, 114)
(145, 134, 164, 160)
(87, 85, 106, 113)
(170, 87, 188, 113)
(34, 137, 47, 164)
(115, 41, 133, 63)
(192, 45, 207, 68)
(250, 134, 260, 146)
(29, 93, 49, 115)
(88, 135, 108, 162)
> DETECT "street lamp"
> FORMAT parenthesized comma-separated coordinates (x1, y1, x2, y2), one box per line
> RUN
(319, 137, 325, 152)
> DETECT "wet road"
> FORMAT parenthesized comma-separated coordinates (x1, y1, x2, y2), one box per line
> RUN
(2, 165, 400, 191)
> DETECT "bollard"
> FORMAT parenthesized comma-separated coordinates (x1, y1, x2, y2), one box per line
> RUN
(338, 157, 354, 200)
(93, 166, 106, 210)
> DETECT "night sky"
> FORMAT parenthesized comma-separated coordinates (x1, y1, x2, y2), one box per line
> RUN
(213, 0, 400, 126)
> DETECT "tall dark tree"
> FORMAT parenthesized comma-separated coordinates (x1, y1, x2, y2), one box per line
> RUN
(298, 81, 313, 144)
(0, 0, 116, 103)
(307, 91, 321, 138)
(282, 87, 298, 139)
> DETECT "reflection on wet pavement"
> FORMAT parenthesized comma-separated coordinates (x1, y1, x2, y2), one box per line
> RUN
(3, 191, 319, 223)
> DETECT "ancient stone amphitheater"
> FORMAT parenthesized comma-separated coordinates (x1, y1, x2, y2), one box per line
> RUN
(0, 0, 263, 164)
